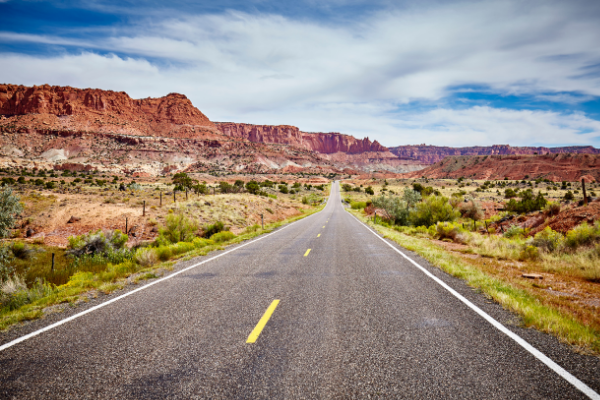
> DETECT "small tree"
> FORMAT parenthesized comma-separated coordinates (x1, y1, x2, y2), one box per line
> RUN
(364, 186, 374, 195)
(245, 180, 260, 195)
(372, 194, 409, 225)
(0, 188, 23, 281)
(402, 188, 421, 208)
(172, 172, 195, 192)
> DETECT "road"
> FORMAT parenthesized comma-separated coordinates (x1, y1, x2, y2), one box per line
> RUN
(1, 182, 599, 399)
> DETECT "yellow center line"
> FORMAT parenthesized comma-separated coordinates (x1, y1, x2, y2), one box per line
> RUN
(246, 300, 280, 344)
(317, 234, 321, 237)
(304, 248, 311, 257)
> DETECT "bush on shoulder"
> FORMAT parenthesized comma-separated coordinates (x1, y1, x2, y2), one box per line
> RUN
(157, 212, 199, 245)
(210, 231, 236, 243)
(409, 196, 459, 227)
(436, 222, 467, 243)
(67, 229, 128, 257)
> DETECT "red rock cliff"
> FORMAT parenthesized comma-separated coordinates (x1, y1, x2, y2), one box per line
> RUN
(215, 122, 387, 154)
(0, 84, 216, 137)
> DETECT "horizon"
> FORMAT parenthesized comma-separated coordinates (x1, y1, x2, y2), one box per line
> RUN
(1, 0, 600, 148)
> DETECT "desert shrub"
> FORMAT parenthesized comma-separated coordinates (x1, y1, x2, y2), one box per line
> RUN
(504, 224, 524, 238)
(158, 212, 199, 244)
(202, 221, 226, 238)
(531, 227, 564, 252)
(364, 186, 374, 195)
(409, 196, 459, 227)
(210, 231, 236, 243)
(67, 229, 129, 257)
(372, 194, 409, 225)
(10, 241, 34, 260)
(245, 224, 261, 233)
(459, 197, 484, 220)
(265, 208, 274, 214)
(505, 190, 547, 213)
(504, 188, 517, 198)
(342, 183, 353, 192)
(350, 201, 367, 210)
(245, 181, 260, 195)
(545, 201, 561, 216)
(436, 222, 466, 243)
(519, 245, 540, 261)
(279, 184, 289, 194)
(402, 188, 422, 207)
(565, 222, 600, 249)
(174, 241, 196, 255)
(564, 191, 574, 201)
(0, 275, 54, 311)
(135, 248, 158, 267)
(192, 237, 213, 248)
(155, 246, 173, 261)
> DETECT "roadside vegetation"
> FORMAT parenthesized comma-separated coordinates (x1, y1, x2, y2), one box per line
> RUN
(344, 178, 600, 354)
(0, 169, 329, 331)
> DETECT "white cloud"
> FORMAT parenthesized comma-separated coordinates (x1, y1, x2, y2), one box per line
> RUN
(1, 0, 600, 146)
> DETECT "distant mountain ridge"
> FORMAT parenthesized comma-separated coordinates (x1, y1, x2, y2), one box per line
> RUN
(388, 144, 600, 165)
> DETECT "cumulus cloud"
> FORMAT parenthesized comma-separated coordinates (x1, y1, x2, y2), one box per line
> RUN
(1, 0, 600, 146)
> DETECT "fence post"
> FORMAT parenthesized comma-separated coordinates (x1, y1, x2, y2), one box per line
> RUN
(473, 219, 476, 231)
(261, 213, 264, 230)
(143, 200, 146, 216)
(51, 253, 55, 272)
(186, 189, 188, 201)
(125, 217, 128, 234)
(160, 191, 162, 207)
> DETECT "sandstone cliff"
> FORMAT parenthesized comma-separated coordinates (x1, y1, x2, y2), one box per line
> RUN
(389, 144, 600, 165)
(0, 84, 217, 138)
(215, 122, 387, 154)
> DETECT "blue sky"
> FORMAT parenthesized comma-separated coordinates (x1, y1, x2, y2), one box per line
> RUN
(1, 0, 600, 148)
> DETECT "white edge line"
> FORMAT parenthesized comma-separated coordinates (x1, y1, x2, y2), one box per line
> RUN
(0, 204, 327, 353)
(347, 212, 600, 400)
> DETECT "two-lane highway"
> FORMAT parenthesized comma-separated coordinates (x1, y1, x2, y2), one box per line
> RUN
(1, 182, 599, 399)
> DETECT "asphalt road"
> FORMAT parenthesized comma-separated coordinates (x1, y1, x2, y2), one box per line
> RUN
(1, 182, 599, 399)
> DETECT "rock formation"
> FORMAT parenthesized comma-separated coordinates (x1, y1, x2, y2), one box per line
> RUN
(215, 122, 386, 154)
(388, 144, 600, 165)
(403, 153, 600, 182)
(0, 84, 217, 138)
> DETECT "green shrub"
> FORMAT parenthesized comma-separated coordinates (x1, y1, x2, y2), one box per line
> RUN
(202, 221, 226, 238)
(506, 190, 547, 213)
(531, 227, 564, 252)
(459, 197, 484, 220)
(565, 222, 600, 249)
(245, 224, 261, 233)
(67, 229, 129, 257)
(192, 237, 213, 248)
(409, 196, 459, 227)
(10, 241, 34, 260)
(210, 231, 236, 243)
(135, 248, 158, 267)
(158, 212, 199, 244)
(155, 246, 172, 261)
(545, 201, 561, 216)
(504, 224, 524, 238)
(372, 195, 409, 225)
(350, 201, 367, 210)
(436, 222, 466, 243)
(520, 245, 540, 260)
